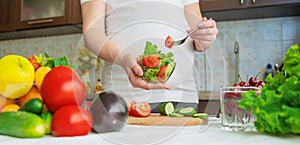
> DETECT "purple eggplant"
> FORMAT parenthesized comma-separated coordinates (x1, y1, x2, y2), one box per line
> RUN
(89, 91, 128, 133)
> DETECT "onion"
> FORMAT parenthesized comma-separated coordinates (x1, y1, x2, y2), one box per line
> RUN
(89, 91, 128, 133)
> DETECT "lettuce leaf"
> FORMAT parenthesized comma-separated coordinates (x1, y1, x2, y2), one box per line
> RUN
(239, 44, 300, 135)
(143, 41, 160, 55)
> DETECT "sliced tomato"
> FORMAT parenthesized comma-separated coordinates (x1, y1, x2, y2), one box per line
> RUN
(127, 100, 137, 116)
(156, 65, 168, 83)
(165, 35, 174, 49)
(142, 54, 160, 68)
(28, 55, 41, 71)
(132, 102, 151, 117)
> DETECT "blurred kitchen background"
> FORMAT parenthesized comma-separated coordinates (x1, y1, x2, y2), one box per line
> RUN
(0, 0, 299, 114)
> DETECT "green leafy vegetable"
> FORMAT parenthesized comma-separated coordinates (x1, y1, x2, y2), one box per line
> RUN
(140, 41, 175, 83)
(35, 53, 77, 70)
(143, 41, 174, 66)
(238, 44, 300, 135)
(143, 41, 160, 55)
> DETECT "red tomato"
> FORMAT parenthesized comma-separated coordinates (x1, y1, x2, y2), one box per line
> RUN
(127, 100, 137, 116)
(132, 102, 151, 117)
(28, 55, 41, 71)
(51, 105, 93, 137)
(156, 65, 168, 83)
(165, 35, 174, 49)
(142, 54, 160, 68)
(40, 66, 86, 112)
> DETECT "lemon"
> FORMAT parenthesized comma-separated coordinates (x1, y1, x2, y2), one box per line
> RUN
(34, 66, 52, 90)
(2, 104, 20, 112)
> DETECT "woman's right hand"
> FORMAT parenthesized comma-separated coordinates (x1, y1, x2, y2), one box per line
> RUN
(119, 53, 170, 90)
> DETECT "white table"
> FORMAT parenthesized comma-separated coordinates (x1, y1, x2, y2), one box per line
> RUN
(1, 118, 299, 145)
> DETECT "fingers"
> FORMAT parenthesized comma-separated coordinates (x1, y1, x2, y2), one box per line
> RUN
(127, 70, 171, 90)
(190, 33, 217, 41)
(198, 17, 216, 28)
(131, 63, 143, 77)
(125, 63, 170, 90)
(186, 17, 218, 50)
(189, 27, 218, 36)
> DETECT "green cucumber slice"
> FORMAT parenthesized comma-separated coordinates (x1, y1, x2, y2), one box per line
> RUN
(169, 113, 184, 118)
(178, 107, 196, 117)
(158, 102, 174, 115)
(173, 107, 184, 113)
(192, 113, 208, 119)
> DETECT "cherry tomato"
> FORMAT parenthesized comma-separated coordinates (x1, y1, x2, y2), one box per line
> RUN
(142, 54, 160, 68)
(127, 100, 137, 116)
(28, 56, 41, 71)
(132, 102, 151, 117)
(165, 35, 174, 49)
(41, 66, 86, 112)
(51, 105, 92, 137)
(156, 65, 168, 83)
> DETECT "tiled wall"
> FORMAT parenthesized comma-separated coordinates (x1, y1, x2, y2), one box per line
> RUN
(196, 16, 300, 92)
(0, 16, 299, 93)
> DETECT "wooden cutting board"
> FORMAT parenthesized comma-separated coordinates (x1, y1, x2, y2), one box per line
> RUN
(127, 113, 208, 126)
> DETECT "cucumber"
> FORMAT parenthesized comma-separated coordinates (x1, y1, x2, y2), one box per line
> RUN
(0, 111, 46, 138)
(192, 113, 209, 119)
(169, 112, 184, 118)
(178, 107, 196, 117)
(173, 107, 184, 113)
(19, 98, 44, 115)
(40, 112, 53, 135)
(158, 102, 174, 115)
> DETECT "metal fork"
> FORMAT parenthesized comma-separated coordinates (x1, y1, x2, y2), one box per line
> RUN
(173, 18, 212, 46)
(173, 27, 199, 46)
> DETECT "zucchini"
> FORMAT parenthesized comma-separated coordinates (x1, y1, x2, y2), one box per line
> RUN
(0, 111, 46, 138)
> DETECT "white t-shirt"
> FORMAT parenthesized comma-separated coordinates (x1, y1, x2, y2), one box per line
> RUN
(81, 0, 199, 103)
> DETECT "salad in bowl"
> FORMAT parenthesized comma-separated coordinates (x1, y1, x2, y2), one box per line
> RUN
(138, 41, 176, 83)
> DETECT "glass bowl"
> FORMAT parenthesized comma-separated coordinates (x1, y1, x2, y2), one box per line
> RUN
(138, 55, 176, 84)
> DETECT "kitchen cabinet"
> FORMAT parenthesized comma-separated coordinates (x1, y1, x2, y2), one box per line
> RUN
(200, 0, 247, 12)
(0, 0, 82, 40)
(200, 0, 300, 21)
(0, 0, 18, 32)
(18, 0, 82, 30)
(200, 0, 300, 11)
(248, 0, 300, 8)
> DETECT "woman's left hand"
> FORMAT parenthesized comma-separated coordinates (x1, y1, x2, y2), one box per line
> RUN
(187, 17, 218, 51)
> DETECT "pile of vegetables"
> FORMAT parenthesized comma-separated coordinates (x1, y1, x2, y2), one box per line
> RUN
(238, 44, 300, 135)
(0, 53, 92, 138)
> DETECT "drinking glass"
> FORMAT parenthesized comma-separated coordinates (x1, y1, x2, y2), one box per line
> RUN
(220, 87, 260, 131)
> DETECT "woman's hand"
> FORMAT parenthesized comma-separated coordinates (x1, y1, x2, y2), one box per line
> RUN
(187, 17, 218, 51)
(118, 53, 171, 90)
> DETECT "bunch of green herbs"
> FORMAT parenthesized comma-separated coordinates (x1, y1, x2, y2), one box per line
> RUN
(35, 53, 77, 70)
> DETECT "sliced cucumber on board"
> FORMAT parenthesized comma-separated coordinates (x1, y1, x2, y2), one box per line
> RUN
(173, 107, 184, 113)
(158, 103, 208, 119)
(192, 113, 209, 119)
(158, 102, 174, 115)
(178, 107, 197, 117)
(169, 112, 184, 118)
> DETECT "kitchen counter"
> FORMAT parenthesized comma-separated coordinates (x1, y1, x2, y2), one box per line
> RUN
(1, 118, 299, 145)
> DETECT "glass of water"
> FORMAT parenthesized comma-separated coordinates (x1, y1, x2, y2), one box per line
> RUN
(220, 86, 260, 131)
